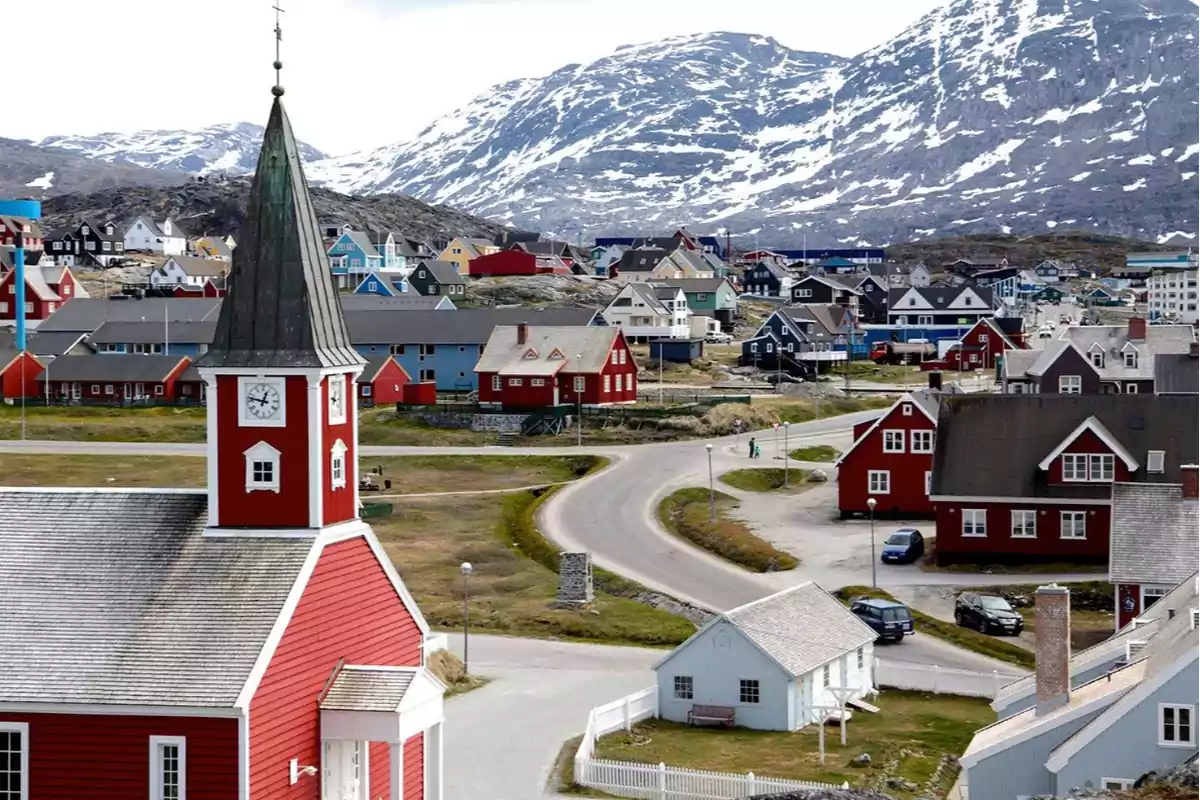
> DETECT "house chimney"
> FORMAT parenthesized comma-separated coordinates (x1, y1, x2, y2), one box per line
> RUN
(1128, 317, 1146, 341)
(517, 322, 528, 346)
(1182, 464, 1198, 501)
(1034, 584, 1071, 715)
(1189, 341, 1198, 358)
(928, 370, 943, 391)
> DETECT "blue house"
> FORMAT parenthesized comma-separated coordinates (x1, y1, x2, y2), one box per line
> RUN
(353, 274, 410, 297)
(327, 229, 382, 289)
(87, 320, 217, 357)
(740, 306, 848, 377)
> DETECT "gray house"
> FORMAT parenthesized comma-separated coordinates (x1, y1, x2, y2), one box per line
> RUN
(962, 579, 1199, 799)
(653, 582, 876, 732)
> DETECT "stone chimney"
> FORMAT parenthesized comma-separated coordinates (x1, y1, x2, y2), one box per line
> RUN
(928, 370, 943, 391)
(1182, 464, 1198, 501)
(517, 322, 528, 346)
(1128, 317, 1146, 341)
(1035, 584, 1071, 715)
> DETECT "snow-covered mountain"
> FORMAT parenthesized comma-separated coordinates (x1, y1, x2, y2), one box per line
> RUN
(306, 0, 1199, 245)
(36, 123, 326, 177)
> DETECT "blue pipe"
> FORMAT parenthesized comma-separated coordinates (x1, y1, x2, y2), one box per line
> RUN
(14, 231, 24, 350)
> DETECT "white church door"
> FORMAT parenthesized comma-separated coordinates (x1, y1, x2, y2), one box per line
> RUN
(322, 741, 363, 800)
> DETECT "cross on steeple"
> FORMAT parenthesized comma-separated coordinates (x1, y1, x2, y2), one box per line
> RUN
(272, 2, 285, 97)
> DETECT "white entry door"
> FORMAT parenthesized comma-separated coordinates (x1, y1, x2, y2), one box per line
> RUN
(322, 741, 363, 800)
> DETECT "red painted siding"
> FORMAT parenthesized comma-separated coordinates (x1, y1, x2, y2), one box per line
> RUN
(934, 502, 1110, 564)
(215, 374, 310, 528)
(369, 741, 391, 798)
(838, 399, 936, 517)
(322, 372, 357, 527)
(943, 319, 1020, 372)
(363, 360, 410, 405)
(480, 332, 639, 408)
(1045, 429, 1133, 484)
(0, 351, 43, 398)
(468, 250, 539, 277)
(1, 712, 237, 799)
(248, 536, 422, 799)
(404, 732, 424, 800)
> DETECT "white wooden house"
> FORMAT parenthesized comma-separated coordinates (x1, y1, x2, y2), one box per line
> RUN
(653, 582, 877, 731)
(601, 282, 691, 342)
(149, 254, 230, 288)
(123, 216, 187, 255)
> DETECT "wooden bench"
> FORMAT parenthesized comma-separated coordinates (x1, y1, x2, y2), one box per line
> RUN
(687, 704, 735, 727)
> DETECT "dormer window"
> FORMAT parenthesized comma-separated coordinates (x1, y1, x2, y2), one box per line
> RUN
(548, 348, 565, 360)
(522, 348, 540, 360)
(1089, 345, 1105, 368)
(244, 441, 281, 493)
(1122, 344, 1138, 368)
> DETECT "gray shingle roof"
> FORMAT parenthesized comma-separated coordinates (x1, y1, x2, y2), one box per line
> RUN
(0, 490, 312, 706)
(1055, 323, 1195, 380)
(649, 278, 730, 293)
(617, 249, 670, 273)
(0, 330, 88, 357)
(887, 284, 994, 309)
(1109, 482, 1200, 585)
(38, 298, 222, 334)
(321, 667, 416, 712)
(1154, 352, 1199, 394)
(89, 320, 218, 345)
(475, 325, 619, 376)
(339, 294, 453, 312)
(163, 254, 230, 278)
(34, 354, 191, 382)
(723, 582, 876, 678)
(345, 307, 597, 346)
(413, 260, 465, 285)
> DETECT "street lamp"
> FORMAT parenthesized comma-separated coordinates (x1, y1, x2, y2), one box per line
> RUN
(782, 422, 790, 488)
(575, 353, 583, 447)
(866, 498, 877, 589)
(460, 561, 473, 674)
(705, 443, 716, 522)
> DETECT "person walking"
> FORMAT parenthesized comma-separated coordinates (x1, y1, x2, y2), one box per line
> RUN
(748, 436, 756, 459)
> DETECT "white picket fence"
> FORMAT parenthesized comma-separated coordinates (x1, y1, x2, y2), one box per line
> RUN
(875, 658, 1022, 699)
(574, 687, 847, 799)
(424, 633, 449, 654)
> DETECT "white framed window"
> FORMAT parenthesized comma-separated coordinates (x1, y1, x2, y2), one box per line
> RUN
(739, 679, 760, 704)
(244, 441, 281, 494)
(673, 675, 693, 700)
(22, 302, 32, 315)
(0, 722, 28, 800)
(1062, 454, 1089, 481)
(797, 288, 813, 298)
(749, 342, 758, 353)
(867, 470, 890, 494)
(104, 384, 114, 395)
(1010, 510, 1036, 539)
(1126, 383, 1138, 394)
(766, 342, 773, 353)
(1089, 454, 1114, 481)
(610, 351, 619, 365)
(1060, 511, 1086, 539)
(901, 403, 912, 416)
(1142, 585, 1170, 611)
(154, 384, 165, 397)
(508, 378, 522, 387)
(882, 430, 905, 453)
(1089, 350, 1105, 368)
(918, 315, 933, 325)
(361, 385, 372, 397)
(821, 664, 831, 687)
(1101, 779, 1133, 791)
(575, 376, 587, 392)
(856, 647, 864, 670)
(910, 430, 934, 453)
(1123, 350, 1137, 368)
(618, 349, 626, 365)
(149, 735, 186, 800)
(978, 333, 988, 343)
(962, 509, 987, 537)
(603, 374, 611, 393)
(330, 439, 347, 490)
(1059, 375, 1082, 394)
(1159, 704, 1195, 747)
(491, 375, 501, 391)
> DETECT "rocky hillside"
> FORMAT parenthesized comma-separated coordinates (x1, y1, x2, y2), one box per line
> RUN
(0, 137, 184, 198)
(38, 177, 505, 244)
(885, 232, 1184, 272)
(306, 0, 1198, 245)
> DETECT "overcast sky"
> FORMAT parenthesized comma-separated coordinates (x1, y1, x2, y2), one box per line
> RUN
(9, 0, 944, 155)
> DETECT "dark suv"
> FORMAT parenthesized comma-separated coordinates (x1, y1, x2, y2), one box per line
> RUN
(955, 593, 1024, 635)
(850, 597, 914, 642)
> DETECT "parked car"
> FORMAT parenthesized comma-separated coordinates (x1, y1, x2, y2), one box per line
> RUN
(880, 528, 925, 564)
(954, 593, 1024, 636)
(705, 331, 733, 344)
(850, 597, 914, 642)
(1038, 328, 1054, 339)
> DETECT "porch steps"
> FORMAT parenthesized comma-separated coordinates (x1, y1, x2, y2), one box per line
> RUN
(847, 697, 880, 713)
(495, 432, 517, 447)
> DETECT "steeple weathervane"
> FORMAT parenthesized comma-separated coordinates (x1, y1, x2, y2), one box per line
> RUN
(272, 2, 285, 97)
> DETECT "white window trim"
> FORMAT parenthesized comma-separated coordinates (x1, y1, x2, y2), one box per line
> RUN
(1100, 778, 1133, 791)
(149, 734, 187, 800)
(328, 374, 348, 425)
(882, 430, 906, 453)
(1010, 510, 1037, 539)
(244, 441, 282, 494)
(962, 509, 987, 537)
(901, 404, 913, 416)
(867, 470, 890, 495)
(0, 721, 29, 800)
(1060, 511, 1087, 540)
(910, 429, 934, 453)
(1059, 374, 1082, 394)
(491, 374, 502, 391)
(1159, 703, 1196, 747)
(330, 439, 347, 490)
(574, 376, 586, 392)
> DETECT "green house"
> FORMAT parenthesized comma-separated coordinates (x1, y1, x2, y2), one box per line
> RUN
(649, 277, 738, 313)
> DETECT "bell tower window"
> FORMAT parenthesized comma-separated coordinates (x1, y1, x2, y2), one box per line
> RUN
(330, 439, 347, 490)
(244, 441, 281, 493)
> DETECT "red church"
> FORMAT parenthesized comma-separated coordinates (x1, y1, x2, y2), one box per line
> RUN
(0, 86, 445, 799)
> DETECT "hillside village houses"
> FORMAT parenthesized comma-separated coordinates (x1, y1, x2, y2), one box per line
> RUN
(149, 254, 231, 289)
(123, 216, 187, 255)
(600, 283, 691, 342)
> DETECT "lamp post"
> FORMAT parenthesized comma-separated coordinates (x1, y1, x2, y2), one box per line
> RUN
(575, 353, 583, 447)
(460, 561, 473, 674)
(782, 422, 790, 488)
(705, 443, 715, 522)
(866, 497, 877, 589)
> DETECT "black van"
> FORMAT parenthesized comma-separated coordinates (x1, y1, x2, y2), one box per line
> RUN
(850, 597, 915, 642)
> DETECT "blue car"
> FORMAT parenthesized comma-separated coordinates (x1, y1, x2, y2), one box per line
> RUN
(850, 597, 914, 642)
(880, 528, 925, 565)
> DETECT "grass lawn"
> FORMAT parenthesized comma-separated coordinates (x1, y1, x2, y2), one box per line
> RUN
(918, 538, 1106, 575)
(832, 362, 923, 384)
(719, 468, 811, 493)
(835, 586, 1035, 670)
(593, 691, 993, 796)
(0, 404, 206, 443)
(958, 581, 1115, 651)
(752, 395, 893, 424)
(657, 487, 798, 572)
(789, 445, 841, 462)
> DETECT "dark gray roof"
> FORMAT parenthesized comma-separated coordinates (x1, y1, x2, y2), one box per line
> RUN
(0, 490, 312, 706)
(358, 355, 404, 383)
(38, 297, 222, 334)
(0, 330, 88, 357)
(34, 354, 192, 382)
(887, 283, 994, 309)
(346, 307, 598, 345)
(1110, 482, 1200, 585)
(89, 320, 218, 345)
(649, 277, 730, 293)
(617, 249, 670, 273)
(199, 97, 363, 369)
(339, 295, 454, 312)
(412, 260, 466, 285)
(1154, 352, 1199, 394)
(930, 395, 1200, 500)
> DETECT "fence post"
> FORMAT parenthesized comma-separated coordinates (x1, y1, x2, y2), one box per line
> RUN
(841, 782, 850, 790)
(992, 670, 1000, 697)
(933, 664, 941, 694)
(746, 771, 756, 796)
(623, 695, 632, 731)
(657, 762, 667, 800)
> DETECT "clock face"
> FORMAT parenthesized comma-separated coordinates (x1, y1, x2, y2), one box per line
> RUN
(245, 383, 282, 420)
(329, 377, 344, 415)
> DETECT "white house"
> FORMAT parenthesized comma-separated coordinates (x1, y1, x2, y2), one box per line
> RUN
(123, 216, 187, 255)
(653, 582, 877, 731)
(601, 282, 691, 342)
(149, 254, 230, 288)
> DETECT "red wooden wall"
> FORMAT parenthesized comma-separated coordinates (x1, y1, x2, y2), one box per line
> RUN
(322, 372, 357, 527)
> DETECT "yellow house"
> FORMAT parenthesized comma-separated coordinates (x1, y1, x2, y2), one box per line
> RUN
(438, 237, 497, 274)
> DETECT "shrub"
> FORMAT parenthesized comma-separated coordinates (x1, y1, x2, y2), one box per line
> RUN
(658, 488, 799, 572)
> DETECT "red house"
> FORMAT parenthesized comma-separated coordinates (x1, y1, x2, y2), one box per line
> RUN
(942, 317, 1026, 372)
(835, 374, 960, 519)
(0, 348, 44, 398)
(0, 215, 44, 250)
(36, 354, 194, 403)
(1108, 470, 1198, 629)
(475, 322, 638, 409)
(930, 394, 1199, 566)
(358, 356, 411, 406)
(172, 278, 225, 298)
(0, 93, 445, 800)
(0, 263, 87, 323)
(468, 249, 569, 277)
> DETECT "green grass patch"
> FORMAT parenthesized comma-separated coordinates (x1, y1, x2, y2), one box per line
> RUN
(752, 395, 894, 425)
(592, 691, 992, 796)
(0, 404, 205, 442)
(918, 537, 1106, 575)
(719, 467, 810, 493)
(788, 445, 841, 462)
(657, 487, 798, 572)
(834, 586, 1034, 670)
